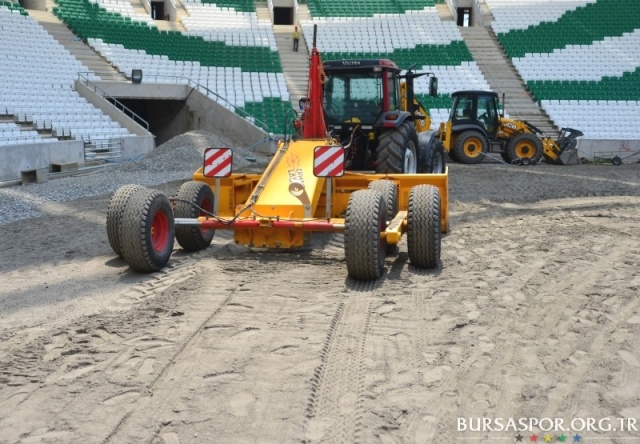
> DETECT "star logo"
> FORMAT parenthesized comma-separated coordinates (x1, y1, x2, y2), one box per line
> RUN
(286, 152, 300, 169)
(558, 434, 567, 442)
(530, 434, 538, 442)
(572, 434, 582, 442)
(544, 434, 553, 442)
(515, 433, 524, 442)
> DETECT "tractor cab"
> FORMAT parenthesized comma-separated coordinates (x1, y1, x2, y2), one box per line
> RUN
(449, 90, 501, 138)
(322, 59, 403, 127)
(321, 59, 441, 173)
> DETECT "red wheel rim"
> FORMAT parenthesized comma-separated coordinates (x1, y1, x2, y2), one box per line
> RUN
(151, 209, 170, 252)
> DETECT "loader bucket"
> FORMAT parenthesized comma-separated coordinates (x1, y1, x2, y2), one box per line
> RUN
(543, 127, 583, 165)
(554, 128, 583, 165)
(557, 148, 580, 165)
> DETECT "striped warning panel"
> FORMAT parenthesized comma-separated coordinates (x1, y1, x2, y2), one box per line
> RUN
(203, 148, 233, 178)
(313, 146, 345, 177)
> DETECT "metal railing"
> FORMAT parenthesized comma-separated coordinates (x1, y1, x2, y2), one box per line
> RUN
(85, 138, 123, 161)
(138, 74, 274, 135)
(77, 72, 150, 131)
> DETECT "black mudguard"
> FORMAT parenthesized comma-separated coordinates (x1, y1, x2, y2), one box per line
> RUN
(417, 129, 445, 173)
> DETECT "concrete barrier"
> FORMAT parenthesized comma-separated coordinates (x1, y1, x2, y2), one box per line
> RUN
(0, 140, 84, 182)
(577, 138, 640, 162)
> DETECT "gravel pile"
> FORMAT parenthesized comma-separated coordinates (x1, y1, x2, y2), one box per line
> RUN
(0, 130, 272, 225)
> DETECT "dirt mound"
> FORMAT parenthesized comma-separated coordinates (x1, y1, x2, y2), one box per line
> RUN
(121, 130, 271, 174)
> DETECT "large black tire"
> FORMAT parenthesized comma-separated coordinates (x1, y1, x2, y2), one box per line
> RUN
(507, 132, 543, 165)
(106, 184, 145, 257)
(121, 189, 175, 272)
(500, 150, 512, 164)
(368, 179, 398, 255)
(453, 130, 487, 164)
(407, 185, 441, 269)
(174, 181, 215, 251)
(376, 121, 418, 174)
(344, 189, 386, 280)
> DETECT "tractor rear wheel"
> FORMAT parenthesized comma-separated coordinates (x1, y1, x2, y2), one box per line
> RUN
(368, 179, 398, 255)
(453, 130, 487, 164)
(376, 121, 418, 174)
(344, 189, 386, 280)
(121, 188, 175, 272)
(174, 181, 215, 251)
(500, 150, 512, 164)
(507, 133, 542, 165)
(407, 185, 441, 269)
(107, 184, 145, 257)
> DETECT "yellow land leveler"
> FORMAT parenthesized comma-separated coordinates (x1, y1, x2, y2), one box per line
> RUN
(106, 26, 449, 280)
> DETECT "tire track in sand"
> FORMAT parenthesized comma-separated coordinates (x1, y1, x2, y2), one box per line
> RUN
(303, 280, 375, 444)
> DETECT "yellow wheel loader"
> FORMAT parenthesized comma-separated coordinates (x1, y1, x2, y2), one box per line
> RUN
(107, 26, 449, 281)
(439, 90, 583, 165)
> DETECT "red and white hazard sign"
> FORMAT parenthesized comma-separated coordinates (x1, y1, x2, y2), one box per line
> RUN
(203, 148, 233, 178)
(313, 146, 345, 177)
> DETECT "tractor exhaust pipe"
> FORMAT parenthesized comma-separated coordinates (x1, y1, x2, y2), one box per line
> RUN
(313, 23, 317, 48)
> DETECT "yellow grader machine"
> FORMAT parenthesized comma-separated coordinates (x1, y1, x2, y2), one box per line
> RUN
(439, 90, 583, 165)
(106, 26, 448, 280)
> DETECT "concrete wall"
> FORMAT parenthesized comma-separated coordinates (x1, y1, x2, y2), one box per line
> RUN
(164, 0, 177, 21)
(577, 138, 640, 162)
(95, 81, 190, 101)
(272, 0, 294, 7)
(22, 0, 45, 10)
(455, 0, 473, 7)
(186, 88, 275, 153)
(0, 140, 84, 181)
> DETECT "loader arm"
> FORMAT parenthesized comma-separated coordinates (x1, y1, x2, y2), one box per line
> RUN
(399, 81, 432, 134)
(302, 24, 327, 139)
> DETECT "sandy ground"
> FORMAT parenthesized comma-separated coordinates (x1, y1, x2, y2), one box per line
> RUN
(1, 162, 640, 444)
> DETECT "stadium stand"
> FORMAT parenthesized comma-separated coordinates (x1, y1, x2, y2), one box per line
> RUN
(1, 0, 637, 157)
(488, 0, 640, 139)
(88, 0, 155, 25)
(301, 2, 490, 128)
(0, 2, 133, 148)
(52, 0, 293, 134)
(306, 0, 445, 18)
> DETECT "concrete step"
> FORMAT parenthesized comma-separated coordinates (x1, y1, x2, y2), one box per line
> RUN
(480, 1, 493, 25)
(151, 0, 187, 32)
(255, 1, 270, 21)
(271, 19, 310, 110)
(28, 8, 126, 81)
(435, 3, 454, 21)
(296, 2, 311, 21)
(459, 25, 557, 133)
(154, 19, 186, 32)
